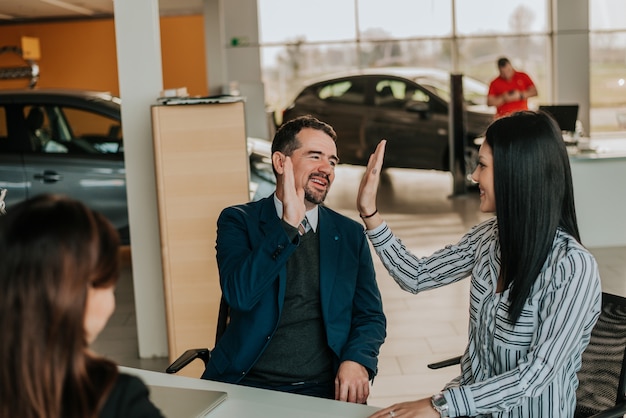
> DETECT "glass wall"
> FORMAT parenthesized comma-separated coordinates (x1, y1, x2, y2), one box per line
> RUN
(259, 0, 625, 134)
(590, 0, 626, 132)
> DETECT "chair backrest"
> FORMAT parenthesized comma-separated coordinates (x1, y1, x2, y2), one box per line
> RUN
(379, 85, 393, 97)
(164, 295, 230, 374)
(575, 292, 626, 417)
(26, 106, 44, 131)
(25, 106, 47, 151)
(375, 85, 395, 105)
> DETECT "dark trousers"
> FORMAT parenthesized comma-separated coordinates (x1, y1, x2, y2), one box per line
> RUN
(239, 379, 335, 399)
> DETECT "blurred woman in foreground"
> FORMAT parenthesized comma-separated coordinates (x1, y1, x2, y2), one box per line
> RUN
(0, 194, 163, 418)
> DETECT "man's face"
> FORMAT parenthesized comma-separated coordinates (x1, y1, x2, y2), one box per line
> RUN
(499, 63, 515, 81)
(289, 127, 338, 207)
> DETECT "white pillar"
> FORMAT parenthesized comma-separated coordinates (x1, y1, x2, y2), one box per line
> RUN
(552, 0, 590, 133)
(202, 0, 268, 138)
(222, 0, 268, 139)
(113, 0, 168, 357)
(204, 0, 227, 96)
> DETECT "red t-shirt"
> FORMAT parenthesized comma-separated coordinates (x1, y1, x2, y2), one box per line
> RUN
(488, 71, 535, 118)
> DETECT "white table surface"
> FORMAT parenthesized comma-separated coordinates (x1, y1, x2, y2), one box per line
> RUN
(121, 366, 381, 418)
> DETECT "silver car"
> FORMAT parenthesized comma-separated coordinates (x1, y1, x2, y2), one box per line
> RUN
(0, 89, 274, 244)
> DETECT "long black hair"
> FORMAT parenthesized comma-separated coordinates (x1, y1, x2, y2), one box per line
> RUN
(485, 110, 580, 323)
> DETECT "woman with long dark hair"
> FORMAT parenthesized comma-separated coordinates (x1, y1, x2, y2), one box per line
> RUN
(0, 194, 163, 418)
(359, 111, 602, 417)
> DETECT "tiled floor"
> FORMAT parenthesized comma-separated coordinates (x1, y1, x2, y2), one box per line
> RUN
(92, 166, 626, 409)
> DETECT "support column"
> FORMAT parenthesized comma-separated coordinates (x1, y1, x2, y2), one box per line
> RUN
(222, 0, 268, 139)
(113, 0, 168, 357)
(552, 0, 590, 133)
(204, 0, 227, 96)
(202, 0, 270, 139)
(449, 74, 467, 196)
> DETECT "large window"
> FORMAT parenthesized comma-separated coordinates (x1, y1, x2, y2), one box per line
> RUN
(455, 0, 547, 35)
(590, 0, 626, 132)
(259, 0, 626, 134)
(357, 0, 452, 38)
(258, 0, 356, 43)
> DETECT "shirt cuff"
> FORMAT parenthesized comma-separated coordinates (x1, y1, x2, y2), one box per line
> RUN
(445, 386, 476, 417)
(365, 221, 392, 247)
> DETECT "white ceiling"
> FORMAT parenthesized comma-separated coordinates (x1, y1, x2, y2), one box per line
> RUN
(0, 0, 204, 22)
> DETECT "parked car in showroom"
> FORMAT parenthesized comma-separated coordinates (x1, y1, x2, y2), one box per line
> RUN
(0, 89, 274, 245)
(280, 67, 494, 181)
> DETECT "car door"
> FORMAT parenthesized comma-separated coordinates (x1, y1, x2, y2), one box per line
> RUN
(365, 77, 450, 171)
(19, 103, 128, 239)
(0, 103, 30, 208)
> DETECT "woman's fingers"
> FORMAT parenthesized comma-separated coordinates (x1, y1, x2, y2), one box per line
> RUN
(357, 140, 386, 214)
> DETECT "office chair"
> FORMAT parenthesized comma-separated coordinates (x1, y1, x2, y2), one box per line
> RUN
(376, 85, 396, 107)
(165, 295, 230, 374)
(575, 292, 626, 417)
(427, 292, 626, 418)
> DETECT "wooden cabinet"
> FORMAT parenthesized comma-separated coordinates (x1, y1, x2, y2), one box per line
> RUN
(151, 100, 248, 377)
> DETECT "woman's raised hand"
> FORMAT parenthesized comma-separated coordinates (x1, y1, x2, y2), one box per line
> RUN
(357, 140, 386, 228)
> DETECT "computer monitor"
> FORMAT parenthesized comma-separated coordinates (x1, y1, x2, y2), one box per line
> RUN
(538, 104, 579, 133)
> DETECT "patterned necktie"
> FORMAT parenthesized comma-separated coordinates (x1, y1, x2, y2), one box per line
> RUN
(298, 217, 309, 236)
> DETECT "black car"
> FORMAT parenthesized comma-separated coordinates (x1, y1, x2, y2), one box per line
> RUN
(280, 67, 494, 179)
(0, 89, 274, 244)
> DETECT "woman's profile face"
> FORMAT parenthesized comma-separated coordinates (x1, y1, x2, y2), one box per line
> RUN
(84, 285, 116, 344)
(471, 142, 496, 213)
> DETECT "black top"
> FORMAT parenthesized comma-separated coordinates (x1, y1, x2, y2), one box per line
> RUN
(99, 373, 164, 418)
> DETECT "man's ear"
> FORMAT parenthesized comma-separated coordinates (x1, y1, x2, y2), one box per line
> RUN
(272, 151, 285, 175)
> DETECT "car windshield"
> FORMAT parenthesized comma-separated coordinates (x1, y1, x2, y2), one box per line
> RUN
(413, 74, 488, 106)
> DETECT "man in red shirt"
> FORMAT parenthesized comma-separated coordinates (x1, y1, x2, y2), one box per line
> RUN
(487, 57, 538, 118)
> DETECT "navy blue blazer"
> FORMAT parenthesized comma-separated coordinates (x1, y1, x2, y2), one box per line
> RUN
(201, 195, 386, 384)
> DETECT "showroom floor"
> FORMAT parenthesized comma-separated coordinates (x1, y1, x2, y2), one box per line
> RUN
(92, 164, 626, 409)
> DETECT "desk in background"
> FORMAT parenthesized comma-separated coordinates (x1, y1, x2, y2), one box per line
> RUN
(121, 366, 380, 418)
(568, 137, 626, 248)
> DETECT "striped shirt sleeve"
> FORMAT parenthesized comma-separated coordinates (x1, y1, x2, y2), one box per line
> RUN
(366, 220, 491, 294)
(366, 220, 602, 417)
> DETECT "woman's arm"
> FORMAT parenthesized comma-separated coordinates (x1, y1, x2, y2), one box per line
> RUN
(366, 220, 490, 294)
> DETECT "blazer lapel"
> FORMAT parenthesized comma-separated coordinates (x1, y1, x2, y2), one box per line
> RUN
(318, 207, 340, 314)
(258, 194, 287, 306)
(258, 194, 279, 236)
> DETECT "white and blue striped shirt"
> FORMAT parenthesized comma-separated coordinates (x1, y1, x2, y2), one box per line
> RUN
(367, 217, 602, 417)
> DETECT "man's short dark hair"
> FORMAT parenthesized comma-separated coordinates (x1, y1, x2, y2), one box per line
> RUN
(272, 115, 337, 156)
(497, 57, 511, 68)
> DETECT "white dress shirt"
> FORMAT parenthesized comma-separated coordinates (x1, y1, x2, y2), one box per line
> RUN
(273, 194, 318, 233)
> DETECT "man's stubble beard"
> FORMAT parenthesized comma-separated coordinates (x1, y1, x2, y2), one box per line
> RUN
(304, 185, 329, 206)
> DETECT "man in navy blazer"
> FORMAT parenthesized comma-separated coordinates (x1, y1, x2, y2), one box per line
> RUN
(201, 116, 386, 403)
